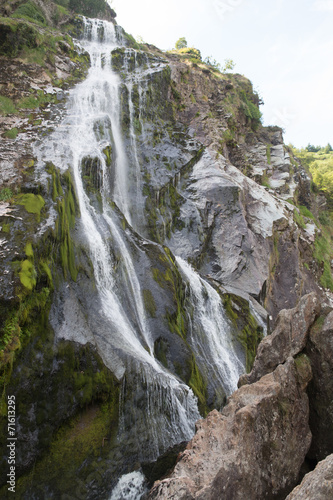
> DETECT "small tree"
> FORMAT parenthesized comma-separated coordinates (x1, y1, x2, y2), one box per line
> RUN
(175, 37, 187, 50)
(222, 58, 235, 72)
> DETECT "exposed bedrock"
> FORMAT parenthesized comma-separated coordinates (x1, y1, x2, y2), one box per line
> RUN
(147, 357, 312, 500)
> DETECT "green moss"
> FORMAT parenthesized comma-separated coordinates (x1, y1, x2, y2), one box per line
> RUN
(0, 96, 16, 115)
(40, 261, 53, 289)
(0, 287, 51, 398)
(238, 323, 263, 373)
(223, 293, 263, 373)
(47, 162, 63, 201)
(25, 242, 34, 259)
(4, 127, 19, 139)
(16, 193, 45, 219)
(143, 289, 157, 317)
(266, 144, 271, 164)
(187, 355, 208, 416)
(53, 170, 79, 281)
(299, 205, 315, 220)
(102, 145, 112, 167)
(154, 338, 168, 368)
(19, 260, 36, 291)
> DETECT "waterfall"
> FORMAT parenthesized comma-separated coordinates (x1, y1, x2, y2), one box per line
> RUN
(33, 15, 251, 498)
(176, 257, 244, 398)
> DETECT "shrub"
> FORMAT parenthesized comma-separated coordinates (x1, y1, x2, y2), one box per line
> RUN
(177, 47, 201, 61)
(13, 1, 46, 24)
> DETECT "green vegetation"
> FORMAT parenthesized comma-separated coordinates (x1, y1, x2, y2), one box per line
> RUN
(223, 293, 263, 373)
(187, 354, 207, 415)
(16, 193, 45, 218)
(292, 145, 333, 203)
(0, 187, 13, 201)
(177, 47, 201, 61)
(143, 289, 157, 317)
(314, 233, 333, 290)
(54, 170, 79, 281)
(4, 127, 19, 139)
(175, 37, 187, 50)
(290, 145, 333, 290)
(12, 1, 46, 24)
(293, 208, 306, 229)
(204, 56, 235, 73)
(0, 96, 16, 115)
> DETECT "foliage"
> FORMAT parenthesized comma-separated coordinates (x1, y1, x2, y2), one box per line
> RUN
(0, 188, 13, 201)
(4, 127, 19, 139)
(204, 56, 221, 71)
(175, 37, 187, 50)
(0, 96, 16, 115)
(314, 233, 333, 290)
(68, 0, 110, 18)
(12, 1, 46, 25)
(239, 89, 262, 129)
(222, 58, 235, 71)
(292, 146, 333, 203)
(177, 47, 201, 60)
(204, 56, 235, 73)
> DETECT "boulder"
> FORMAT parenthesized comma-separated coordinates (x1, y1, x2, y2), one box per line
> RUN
(239, 292, 320, 386)
(148, 356, 312, 500)
(285, 454, 333, 500)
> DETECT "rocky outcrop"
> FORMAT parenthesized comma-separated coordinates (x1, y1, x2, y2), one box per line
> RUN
(148, 357, 312, 500)
(306, 311, 333, 461)
(286, 454, 333, 500)
(239, 292, 320, 386)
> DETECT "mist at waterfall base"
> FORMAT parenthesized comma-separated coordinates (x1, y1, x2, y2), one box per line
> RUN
(35, 17, 248, 499)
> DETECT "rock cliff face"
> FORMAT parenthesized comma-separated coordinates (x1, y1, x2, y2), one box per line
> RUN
(0, 2, 333, 499)
(147, 295, 333, 499)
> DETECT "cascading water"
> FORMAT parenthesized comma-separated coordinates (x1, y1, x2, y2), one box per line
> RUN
(176, 257, 244, 401)
(34, 15, 252, 499)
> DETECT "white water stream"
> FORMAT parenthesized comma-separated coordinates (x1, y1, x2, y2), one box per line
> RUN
(176, 257, 244, 397)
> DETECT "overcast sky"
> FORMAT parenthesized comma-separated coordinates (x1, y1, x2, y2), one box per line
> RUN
(110, 0, 332, 148)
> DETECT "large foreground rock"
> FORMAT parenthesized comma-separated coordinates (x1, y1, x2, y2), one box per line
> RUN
(239, 292, 319, 386)
(147, 356, 312, 500)
(285, 454, 333, 500)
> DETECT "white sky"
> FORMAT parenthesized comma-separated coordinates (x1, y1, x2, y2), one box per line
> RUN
(110, 0, 333, 148)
